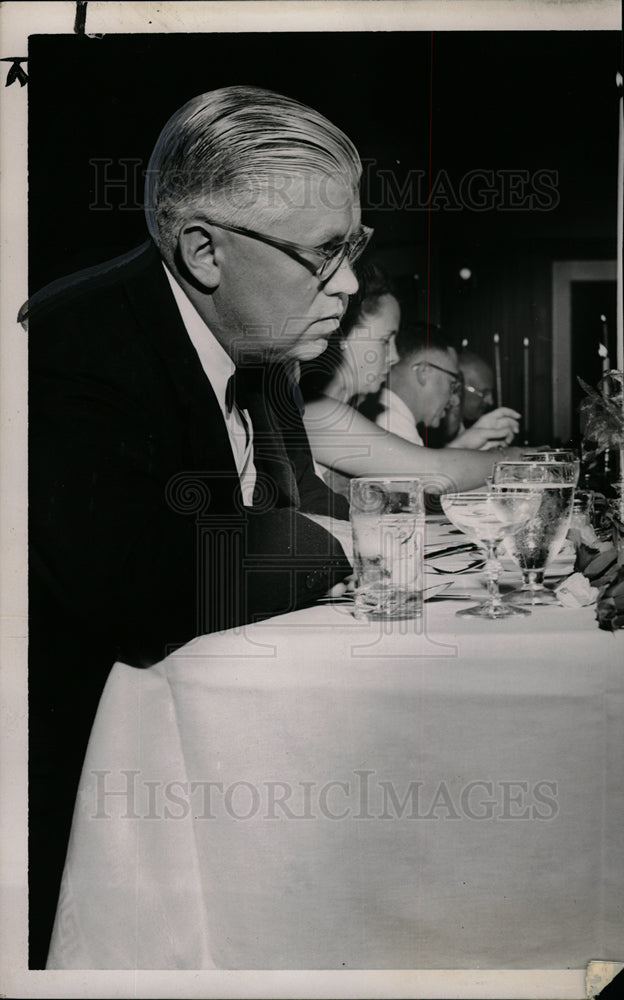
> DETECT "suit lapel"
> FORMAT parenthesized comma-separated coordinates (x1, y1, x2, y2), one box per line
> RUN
(120, 243, 239, 478)
(122, 243, 302, 509)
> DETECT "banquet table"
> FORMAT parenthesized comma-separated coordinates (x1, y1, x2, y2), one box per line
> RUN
(46, 519, 624, 971)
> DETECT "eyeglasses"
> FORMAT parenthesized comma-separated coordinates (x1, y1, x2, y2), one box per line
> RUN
(199, 218, 374, 282)
(464, 383, 494, 403)
(414, 360, 464, 395)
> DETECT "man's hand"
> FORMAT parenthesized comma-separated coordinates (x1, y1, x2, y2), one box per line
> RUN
(448, 407, 521, 451)
(325, 575, 356, 599)
(500, 444, 536, 461)
(300, 512, 353, 563)
(299, 514, 356, 599)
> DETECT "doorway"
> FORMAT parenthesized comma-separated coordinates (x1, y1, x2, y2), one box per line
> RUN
(552, 260, 617, 443)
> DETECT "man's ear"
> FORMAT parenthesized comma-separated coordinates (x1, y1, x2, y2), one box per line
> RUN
(177, 220, 222, 291)
(413, 362, 428, 387)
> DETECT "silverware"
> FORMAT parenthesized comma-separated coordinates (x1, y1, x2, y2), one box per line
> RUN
(426, 558, 486, 575)
(423, 583, 470, 602)
(317, 582, 475, 607)
(424, 542, 478, 560)
(425, 592, 475, 602)
(315, 596, 355, 605)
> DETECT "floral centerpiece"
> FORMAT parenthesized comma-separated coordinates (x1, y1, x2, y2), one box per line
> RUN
(578, 370, 624, 469)
(577, 370, 624, 630)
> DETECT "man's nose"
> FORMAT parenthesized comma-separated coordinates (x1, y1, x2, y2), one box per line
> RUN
(323, 257, 359, 296)
(387, 338, 399, 368)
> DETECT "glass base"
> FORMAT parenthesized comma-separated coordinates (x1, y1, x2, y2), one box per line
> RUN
(354, 590, 423, 621)
(456, 600, 531, 619)
(355, 608, 423, 621)
(505, 586, 558, 606)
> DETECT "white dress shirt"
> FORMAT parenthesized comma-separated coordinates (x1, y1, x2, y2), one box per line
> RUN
(163, 265, 257, 506)
(374, 387, 424, 446)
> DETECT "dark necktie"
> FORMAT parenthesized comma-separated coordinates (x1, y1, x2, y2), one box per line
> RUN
(225, 370, 252, 447)
(226, 369, 252, 414)
(227, 366, 299, 507)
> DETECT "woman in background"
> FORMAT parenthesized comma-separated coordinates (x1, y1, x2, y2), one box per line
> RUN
(299, 263, 523, 496)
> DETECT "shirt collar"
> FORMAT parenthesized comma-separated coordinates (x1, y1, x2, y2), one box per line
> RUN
(380, 387, 415, 424)
(162, 263, 235, 412)
(379, 387, 424, 445)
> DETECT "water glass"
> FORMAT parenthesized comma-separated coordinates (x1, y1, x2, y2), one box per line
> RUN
(521, 449, 580, 485)
(350, 477, 425, 620)
(492, 461, 576, 605)
(570, 489, 596, 531)
(567, 489, 598, 550)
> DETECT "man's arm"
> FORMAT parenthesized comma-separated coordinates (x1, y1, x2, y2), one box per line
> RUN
(30, 348, 350, 665)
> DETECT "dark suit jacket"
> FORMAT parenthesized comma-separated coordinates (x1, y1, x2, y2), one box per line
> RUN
(27, 239, 351, 965)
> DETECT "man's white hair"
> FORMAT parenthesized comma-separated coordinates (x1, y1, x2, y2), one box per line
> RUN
(144, 85, 362, 261)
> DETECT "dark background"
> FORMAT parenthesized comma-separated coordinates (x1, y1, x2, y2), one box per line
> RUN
(28, 30, 622, 443)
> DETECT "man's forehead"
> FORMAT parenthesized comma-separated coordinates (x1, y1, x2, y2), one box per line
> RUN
(275, 171, 360, 240)
(462, 359, 493, 386)
(428, 347, 457, 368)
(410, 346, 455, 370)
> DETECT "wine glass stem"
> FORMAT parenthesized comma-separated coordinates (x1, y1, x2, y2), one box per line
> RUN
(522, 569, 544, 593)
(484, 543, 502, 605)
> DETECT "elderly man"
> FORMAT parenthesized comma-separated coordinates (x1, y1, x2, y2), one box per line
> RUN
(440, 350, 511, 444)
(458, 351, 497, 426)
(373, 325, 519, 450)
(26, 85, 368, 967)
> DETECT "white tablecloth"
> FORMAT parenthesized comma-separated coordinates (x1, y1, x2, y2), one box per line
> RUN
(47, 524, 624, 970)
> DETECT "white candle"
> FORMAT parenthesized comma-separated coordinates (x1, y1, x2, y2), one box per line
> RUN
(617, 73, 623, 374)
(599, 314, 610, 376)
(523, 337, 530, 443)
(493, 333, 502, 408)
(616, 72, 624, 516)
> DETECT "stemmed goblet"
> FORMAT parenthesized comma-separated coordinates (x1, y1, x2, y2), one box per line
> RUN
(520, 449, 580, 485)
(491, 460, 577, 605)
(440, 491, 540, 619)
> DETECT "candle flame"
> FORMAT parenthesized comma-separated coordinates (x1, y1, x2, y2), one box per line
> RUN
(493, 333, 500, 344)
(523, 337, 529, 347)
(598, 343, 609, 358)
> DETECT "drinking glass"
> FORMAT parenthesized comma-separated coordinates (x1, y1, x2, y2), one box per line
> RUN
(440, 490, 540, 619)
(569, 489, 596, 534)
(520, 449, 580, 485)
(350, 477, 425, 620)
(492, 461, 577, 605)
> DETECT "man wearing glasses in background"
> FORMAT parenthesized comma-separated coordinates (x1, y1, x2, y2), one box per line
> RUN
(437, 350, 520, 449)
(26, 85, 369, 967)
(371, 324, 520, 450)
(458, 351, 496, 426)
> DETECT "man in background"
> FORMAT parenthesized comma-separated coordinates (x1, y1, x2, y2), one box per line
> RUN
(369, 324, 519, 450)
(440, 349, 502, 443)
